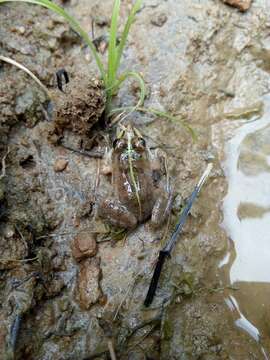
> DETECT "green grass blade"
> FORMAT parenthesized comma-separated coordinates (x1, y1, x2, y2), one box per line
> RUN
(146, 108, 197, 140)
(114, 71, 145, 107)
(114, 0, 142, 76)
(107, 0, 120, 91)
(107, 71, 145, 122)
(110, 106, 197, 140)
(0, 0, 106, 81)
(105, 69, 145, 116)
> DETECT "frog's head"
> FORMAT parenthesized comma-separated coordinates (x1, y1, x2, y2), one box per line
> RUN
(113, 124, 147, 160)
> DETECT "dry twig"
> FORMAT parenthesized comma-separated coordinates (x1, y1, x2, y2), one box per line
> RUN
(0, 147, 10, 180)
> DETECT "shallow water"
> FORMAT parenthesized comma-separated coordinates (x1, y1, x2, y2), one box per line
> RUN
(221, 95, 270, 357)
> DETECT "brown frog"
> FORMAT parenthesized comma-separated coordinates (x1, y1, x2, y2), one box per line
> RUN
(98, 125, 172, 229)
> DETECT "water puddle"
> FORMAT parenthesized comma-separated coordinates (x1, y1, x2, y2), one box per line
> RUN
(213, 95, 270, 358)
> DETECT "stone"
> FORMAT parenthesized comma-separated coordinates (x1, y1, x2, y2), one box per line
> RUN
(77, 258, 102, 310)
(53, 158, 68, 172)
(151, 13, 168, 27)
(71, 232, 97, 261)
(222, 0, 252, 11)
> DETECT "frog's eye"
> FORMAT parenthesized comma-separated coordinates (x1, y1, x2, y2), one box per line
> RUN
(113, 138, 127, 151)
(133, 137, 146, 152)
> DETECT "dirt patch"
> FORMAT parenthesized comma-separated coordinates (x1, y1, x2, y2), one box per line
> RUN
(49, 74, 105, 146)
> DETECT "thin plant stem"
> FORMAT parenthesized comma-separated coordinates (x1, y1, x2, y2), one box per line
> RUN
(110, 106, 196, 139)
(0, 55, 50, 97)
(0, 256, 38, 263)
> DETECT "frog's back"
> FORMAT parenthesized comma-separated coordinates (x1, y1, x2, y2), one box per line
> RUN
(114, 158, 155, 221)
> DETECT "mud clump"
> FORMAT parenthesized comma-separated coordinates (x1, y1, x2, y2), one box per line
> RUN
(71, 233, 97, 261)
(222, 0, 252, 11)
(76, 257, 102, 310)
(49, 74, 105, 144)
(72, 232, 97, 261)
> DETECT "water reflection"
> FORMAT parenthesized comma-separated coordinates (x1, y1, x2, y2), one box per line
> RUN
(221, 96, 270, 357)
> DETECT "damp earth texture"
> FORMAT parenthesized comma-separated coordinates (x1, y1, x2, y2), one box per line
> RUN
(1, 0, 270, 359)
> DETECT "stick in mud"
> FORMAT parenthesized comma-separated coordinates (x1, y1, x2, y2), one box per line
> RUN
(144, 163, 213, 307)
(61, 144, 104, 158)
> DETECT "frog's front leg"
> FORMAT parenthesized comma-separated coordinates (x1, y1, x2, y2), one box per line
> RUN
(100, 147, 113, 175)
(98, 198, 137, 229)
(151, 188, 174, 228)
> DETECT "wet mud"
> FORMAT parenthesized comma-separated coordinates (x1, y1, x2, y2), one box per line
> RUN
(1, 0, 270, 359)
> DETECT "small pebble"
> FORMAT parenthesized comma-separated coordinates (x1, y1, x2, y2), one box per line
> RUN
(17, 26, 26, 35)
(151, 13, 168, 27)
(85, 53, 91, 62)
(48, 38, 57, 50)
(71, 232, 97, 261)
(20, 137, 30, 147)
(222, 0, 252, 11)
(53, 159, 68, 172)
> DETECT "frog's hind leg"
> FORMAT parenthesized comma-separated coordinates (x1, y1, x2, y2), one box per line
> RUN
(98, 199, 137, 230)
(151, 189, 174, 228)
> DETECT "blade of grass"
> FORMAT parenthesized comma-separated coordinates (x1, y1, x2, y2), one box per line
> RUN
(114, 71, 145, 106)
(115, 71, 146, 122)
(0, 0, 106, 82)
(107, 0, 120, 93)
(106, 70, 145, 123)
(105, 68, 145, 116)
(109, 106, 197, 140)
(0, 55, 50, 97)
(114, 0, 142, 76)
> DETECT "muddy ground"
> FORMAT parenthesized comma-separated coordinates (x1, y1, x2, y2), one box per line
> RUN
(1, 0, 270, 359)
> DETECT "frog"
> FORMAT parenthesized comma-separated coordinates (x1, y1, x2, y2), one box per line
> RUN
(97, 124, 173, 230)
